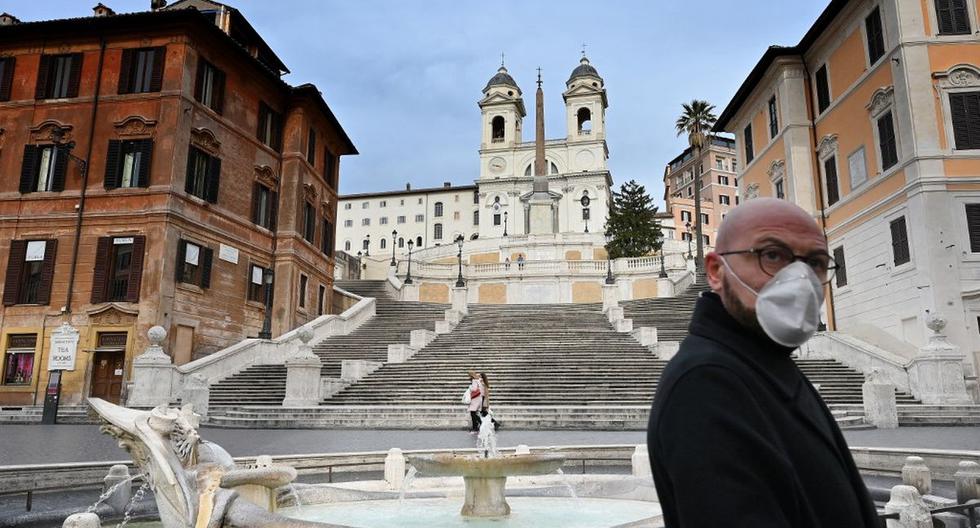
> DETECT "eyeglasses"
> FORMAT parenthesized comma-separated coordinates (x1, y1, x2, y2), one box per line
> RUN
(718, 245, 837, 285)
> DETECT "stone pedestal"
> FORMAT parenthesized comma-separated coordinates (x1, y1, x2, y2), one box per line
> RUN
(63, 513, 101, 528)
(863, 380, 898, 429)
(283, 327, 322, 407)
(182, 374, 210, 418)
(606, 306, 624, 323)
(632, 327, 658, 347)
(102, 464, 132, 513)
(631, 445, 652, 479)
(452, 286, 469, 315)
(884, 485, 932, 528)
(954, 461, 980, 503)
(341, 359, 383, 382)
(602, 283, 619, 312)
(388, 344, 419, 363)
(462, 476, 510, 517)
(126, 326, 175, 408)
(902, 457, 932, 495)
(613, 318, 633, 333)
(656, 277, 673, 298)
(434, 320, 457, 334)
(401, 283, 420, 302)
(445, 310, 463, 325)
(908, 315, 972, 404)
(654, 341, 681, 361)
(384, 448, 406, 490)
(527, 195, 556, 235)
(410, 329, 437, 349)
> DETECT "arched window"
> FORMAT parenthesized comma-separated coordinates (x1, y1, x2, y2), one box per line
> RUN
(362, 239, 369, 250)
(491, 116, 505, 142)
(344, 240, 351, 251)
(433, 223, 443, 240)
(470, 233, 479, 240)
(523, 161, 560, 176)
(398, 237, 404, 248)
(416, 236, 423, 247)
(577, 107, 592, 133)
(434, 202, 444, 217)
(473, 210, 479, 226)
(380, 239, 387, 249)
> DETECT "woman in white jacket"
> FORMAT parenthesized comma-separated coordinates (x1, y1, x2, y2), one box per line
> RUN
(465, 370, 484, 433)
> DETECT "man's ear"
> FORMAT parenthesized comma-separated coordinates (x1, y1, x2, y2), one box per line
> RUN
(705, 253, 723, 292)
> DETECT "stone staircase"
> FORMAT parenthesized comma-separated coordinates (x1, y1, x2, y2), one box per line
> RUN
(620, 282, 710, 342)
(0, 405, 96, 424)
(207, 280, 448, 406)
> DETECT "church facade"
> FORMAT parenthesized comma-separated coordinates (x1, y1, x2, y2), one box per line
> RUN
(337, 57, 613, 255)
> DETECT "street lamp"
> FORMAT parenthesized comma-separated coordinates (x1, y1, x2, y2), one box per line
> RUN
(365, 234, 370, 256)
(657, 233, 668, 279)
(604, 230, 615, 285)
(390, 229, 398, 266)
(503, 210, 508, 237)
(455, 234, 465, 288)
(49, 127, 88, 177)
(404, 240, 414, 284)
(685, 221, 693, 259)
(258, 268, 275, 339)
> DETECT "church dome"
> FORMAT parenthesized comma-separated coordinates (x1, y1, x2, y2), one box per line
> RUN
(484, 66, 519, 92)
(568, 56, 601, 83)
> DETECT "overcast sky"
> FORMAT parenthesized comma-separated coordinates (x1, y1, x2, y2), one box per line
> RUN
(10, 0, 828, 206)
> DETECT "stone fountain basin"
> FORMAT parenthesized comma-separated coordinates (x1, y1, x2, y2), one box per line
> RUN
(407, 453, 565, 478)
(221, 465, 297, 489)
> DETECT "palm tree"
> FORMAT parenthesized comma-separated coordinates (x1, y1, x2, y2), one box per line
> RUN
(674, 100, 717, 278)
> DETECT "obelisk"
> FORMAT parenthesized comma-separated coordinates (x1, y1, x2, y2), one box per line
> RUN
(528, 68, 556, 234)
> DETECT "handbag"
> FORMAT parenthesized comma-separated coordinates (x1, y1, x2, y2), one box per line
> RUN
(461, 388, 472, 405)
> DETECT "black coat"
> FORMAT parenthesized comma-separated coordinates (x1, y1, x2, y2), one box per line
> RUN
(647, 292, 878, 528)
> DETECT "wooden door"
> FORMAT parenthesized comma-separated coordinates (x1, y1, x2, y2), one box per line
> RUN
(90, 351, 125, 403)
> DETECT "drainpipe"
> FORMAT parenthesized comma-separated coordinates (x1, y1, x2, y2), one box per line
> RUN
(64, 37, 106, 314)
(802, 61, 837, 331)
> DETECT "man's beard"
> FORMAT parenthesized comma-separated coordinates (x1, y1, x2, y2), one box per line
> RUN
(720, 280, 766, 338)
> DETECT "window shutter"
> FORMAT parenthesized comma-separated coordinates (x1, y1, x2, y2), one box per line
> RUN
(104, 140, 122, 189)
(269, 191, 279, 231)
(966, 203, 980, 253)
(138, 139, 153, 187)
(175, 239, 187, 282)
(200, 247, 213, 288)
(185, 147, 197, 194)
(257, 104, 267, 141)
(815, 66, 830, 113)
(950, 92, 980, 150)
(824, 157, 840, 206)
(52, 145, 69, 191)
(0, 57, 15, 101)
(273, 114, 283, 151)
(251, 183, 261, 224)
(952, 0, 971, 33)
(35, 55, 51, 99)
(2, 240, 27, 306)
(117, 48, 135, 94)
(20, 145, 38, 193)
(878, 112, 898, 169)
(936, 0, 954, 33)
(90, 237, 112, 304)
(833, 246, 847, 287)
(35, 239, 58, 305)
(194, 58, 205, 102)
(206, 156, 221, 203)
(212, 69, 225, 114)
(149, 46, 165, 92)
(66, 53, 83, 98)
(890, 217, 910, 265)
(126, 236, 145, 302)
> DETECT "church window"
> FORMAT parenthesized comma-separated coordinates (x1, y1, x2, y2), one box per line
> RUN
(398, 237, 404, 248)
(493, 214, 501, 226)
(380, 239, 387, 249)
(491, 116, 505, 143)
(434, 202, 444, 217)
(577, 108, 592, 134)
(473, 210, 479, 225)
(344, 240, 351, 251)
(523, 161, 560, 176)
(416, 236, 423, 247)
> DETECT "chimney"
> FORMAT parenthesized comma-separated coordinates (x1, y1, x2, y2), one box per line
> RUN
(0, 13, 21, 25)
(151, 0, 168, 10)
(405, 183, 411, 191)
(443, 182, 451, 188)
(93, 3, 116, 17)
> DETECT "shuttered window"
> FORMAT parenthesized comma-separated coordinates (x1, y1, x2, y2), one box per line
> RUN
(768, 96, 778, 139)
(815, 65, 831, 114)
(105, 139, 153, 189)
(890, 216, 911, 266)
(298, 274, 308, 308)
(0, 57, 15, 102)
(307, 128, 316, 166)
(743, 124, 754, 163)
(966, 203, 980, 253)
(251, 183, 277, 230)
(2, 240, 57, 306)
(36, 53, 82, 100)
(303, 202, 316, 243)
(90, 236, 144, 303)
(950, 91, 980, 150)
(833, 246, 847, 287)
(118, 47, 164, 94)
(824, 155, 840, 206)
(185, 146, 221, 203)
(247, 264, 269, 302)
(321, 218, 334, 256)
(877, 111, 898, 170)
(866, 7, 886, 64)
(257, 102, 283, 151)
(19, 144, 68, 193)
(318, 284, 326, 316)
(936, 0, 971, 35)
(175, 239, 212, 289)
(324, 148, 337, 188)
(194, 59, 225, 113)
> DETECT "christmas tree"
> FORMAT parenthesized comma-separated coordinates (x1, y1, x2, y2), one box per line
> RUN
(604, 180, 663, 259)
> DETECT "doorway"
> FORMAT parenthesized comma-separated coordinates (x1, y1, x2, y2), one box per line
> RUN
(90, 332, 127, 404)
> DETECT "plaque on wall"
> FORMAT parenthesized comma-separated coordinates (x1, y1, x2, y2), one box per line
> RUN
(218, 244, 240, 264)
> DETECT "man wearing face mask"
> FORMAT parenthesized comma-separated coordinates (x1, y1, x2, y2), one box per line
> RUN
(647, 198, 878, 528)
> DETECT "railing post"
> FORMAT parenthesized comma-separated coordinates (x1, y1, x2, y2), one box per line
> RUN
(883, 485, 932, 528)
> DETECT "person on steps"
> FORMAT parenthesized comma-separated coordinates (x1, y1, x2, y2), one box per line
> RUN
(465, 370, 484, 433)
(479, 372, 500, 430)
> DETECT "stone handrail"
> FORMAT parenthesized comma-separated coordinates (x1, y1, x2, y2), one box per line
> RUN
(799, 332, 911, 391)
(397, 255, 688, 281)
(175, 289, 376, 385)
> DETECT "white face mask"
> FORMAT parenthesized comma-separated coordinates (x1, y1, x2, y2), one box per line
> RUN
(721, 260, 825, 348)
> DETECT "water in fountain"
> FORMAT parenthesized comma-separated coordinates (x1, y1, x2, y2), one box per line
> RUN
(476, 417, 498, 458)
(86, 473, 142, 513)
(554, 468, 580, 502)
(286, 483, 304, 508)
(398, 466, 419, 504)
(116, 480, 150, 527)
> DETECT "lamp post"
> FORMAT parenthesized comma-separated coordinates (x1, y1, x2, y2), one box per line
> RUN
(604, 230, 615, 285)
(258, 268, 275, 339)
(685, 221, 693, 259)
(455, 234, 465, 288)
(390, 229, 397, 266)
(404, 241, 414, 284)
(365, 234, 370, 256)
(657, 234, 668, 279)
(503, 210, 508, 237)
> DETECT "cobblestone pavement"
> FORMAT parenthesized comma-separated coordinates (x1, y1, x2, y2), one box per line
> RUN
(1, 425, 978, 466)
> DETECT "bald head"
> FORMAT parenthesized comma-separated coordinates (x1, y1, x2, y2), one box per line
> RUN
(715, 198, 823, 254)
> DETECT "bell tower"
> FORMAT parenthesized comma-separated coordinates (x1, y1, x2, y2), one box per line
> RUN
(563, 55, 607, 143)
(478, 65, 525, 150)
